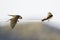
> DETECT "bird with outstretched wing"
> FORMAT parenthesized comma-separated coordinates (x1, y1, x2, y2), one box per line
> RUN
(8, 15, 22, 29)
(42, 12, 53, 21)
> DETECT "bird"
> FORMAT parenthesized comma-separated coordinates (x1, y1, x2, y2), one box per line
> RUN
(42, 12, 53, 21)
(8, 15, 22, 29)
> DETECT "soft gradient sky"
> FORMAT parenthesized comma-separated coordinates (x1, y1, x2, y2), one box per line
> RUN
(0, 0, 60, 22)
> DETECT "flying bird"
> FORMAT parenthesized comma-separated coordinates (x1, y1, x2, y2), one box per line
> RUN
(8, 15, 22, 29)
(42, 12, 53, 21)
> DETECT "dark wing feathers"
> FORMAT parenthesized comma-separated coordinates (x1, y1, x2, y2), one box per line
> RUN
(42, 13, 53, 21)
(42, 19, 47, 21)
(10, 19, 17, 29)
(8, 15, 16, 17)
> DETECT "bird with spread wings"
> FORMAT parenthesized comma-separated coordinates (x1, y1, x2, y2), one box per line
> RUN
(8, 15, 22, 29)
(42, 12, 53, 21)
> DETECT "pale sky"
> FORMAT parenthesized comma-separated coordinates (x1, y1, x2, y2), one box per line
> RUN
(0, 0, 60, 22)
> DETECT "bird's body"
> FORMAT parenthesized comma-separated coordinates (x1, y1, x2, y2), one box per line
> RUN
(42, 12, 53, 21)
(9, 15, 22, 29)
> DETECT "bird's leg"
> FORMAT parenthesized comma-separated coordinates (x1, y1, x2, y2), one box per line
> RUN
(17, 20, 19, 22)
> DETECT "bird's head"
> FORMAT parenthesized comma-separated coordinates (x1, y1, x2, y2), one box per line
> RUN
(17, 15, 22, 19)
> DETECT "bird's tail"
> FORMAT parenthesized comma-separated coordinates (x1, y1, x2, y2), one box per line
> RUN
(42, 19, 47, 21)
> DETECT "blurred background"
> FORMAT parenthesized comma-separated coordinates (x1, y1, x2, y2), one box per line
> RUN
(0, 0, 60, 40)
